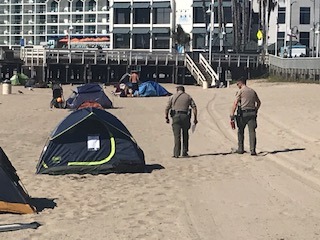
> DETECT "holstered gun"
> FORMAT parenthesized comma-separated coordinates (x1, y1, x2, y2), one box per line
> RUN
(235, 104, 242, 128)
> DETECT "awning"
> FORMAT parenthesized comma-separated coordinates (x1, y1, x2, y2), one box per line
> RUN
(191, 28, 206, 34)
(131, 28, 150, 34)
(132, 2, 150, 8)
(192, 1, 210, 7)
(112, 28, 130, 34)
(152, 28, 170, 34)
(111, 2, 131, 8)
(153, 1, 171, 8)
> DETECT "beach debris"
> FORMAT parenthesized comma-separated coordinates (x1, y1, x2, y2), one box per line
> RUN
(18, 90, 24, 94)
(0, 222, 41, 232)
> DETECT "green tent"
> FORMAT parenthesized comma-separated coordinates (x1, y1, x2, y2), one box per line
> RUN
(10, 73, 29, 86)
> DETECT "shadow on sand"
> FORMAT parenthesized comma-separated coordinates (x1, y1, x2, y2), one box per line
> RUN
(145, 164, 165, 173)
(180, 148, 306, 158)
(30, 198, 57, 212)
(258, 147, 306, 156)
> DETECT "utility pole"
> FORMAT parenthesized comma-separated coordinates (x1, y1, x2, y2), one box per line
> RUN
(289, 1, 297, 58)
(208, 0, 214, 64)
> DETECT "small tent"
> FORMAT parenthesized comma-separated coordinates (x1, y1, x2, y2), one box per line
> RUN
(134, 81, 171, 97)
(0, 147, 36, 214)
(36, 107, 145, 174)
(10, 73, 29, 86)
(66, 83, 113, 109)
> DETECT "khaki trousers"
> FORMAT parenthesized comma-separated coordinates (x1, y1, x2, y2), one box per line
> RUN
(172, 113, 191, 157)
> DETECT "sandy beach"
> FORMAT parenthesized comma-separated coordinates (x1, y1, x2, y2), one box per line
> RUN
(1, 80, 320, 240)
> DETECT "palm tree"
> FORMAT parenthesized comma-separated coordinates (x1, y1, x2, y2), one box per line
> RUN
(172, 24, 191, 53)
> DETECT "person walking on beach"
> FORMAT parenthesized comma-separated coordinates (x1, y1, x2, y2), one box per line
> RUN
(165, 86, 198, 158)
(230, 77, 261, 155)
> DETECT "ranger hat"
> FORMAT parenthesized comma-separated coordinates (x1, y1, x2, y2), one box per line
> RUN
(176, 85, 185, 91)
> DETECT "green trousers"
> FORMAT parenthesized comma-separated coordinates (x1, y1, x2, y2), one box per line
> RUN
(172, 113, 191, 157)
(236, 114, 257, 153)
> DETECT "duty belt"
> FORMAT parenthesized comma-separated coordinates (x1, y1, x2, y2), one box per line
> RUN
(176, 111, 188, 114)
(241, 109, 256, 113)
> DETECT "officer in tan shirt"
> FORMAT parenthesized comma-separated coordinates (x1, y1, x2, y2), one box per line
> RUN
(165, 86, 198, 158)
(230, 77, 261, 155)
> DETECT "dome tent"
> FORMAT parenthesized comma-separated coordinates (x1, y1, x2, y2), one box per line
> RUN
(134, 81, 171, 97)
(0, 147, 36, 214)
(66, 83, 113, 109)
(36, 107, 145, 174)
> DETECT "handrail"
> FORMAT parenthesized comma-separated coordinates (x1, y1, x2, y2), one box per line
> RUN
(185, 53, 207, 85)
(199, 53, 219, 85)
(21, 48, 187, 66)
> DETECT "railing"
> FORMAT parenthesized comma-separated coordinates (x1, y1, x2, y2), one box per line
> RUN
(268, 54, 320, 82)
(21, 48, 186, 66)
(20, 48, 45, 66)
(203, 52, 262, 67)
(185, 53, 206, 86)
(199, 53, 219, 85)
(268, 55, 320, 69)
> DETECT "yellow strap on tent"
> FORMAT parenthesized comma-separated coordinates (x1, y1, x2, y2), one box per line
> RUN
(67, 135, 116, 166)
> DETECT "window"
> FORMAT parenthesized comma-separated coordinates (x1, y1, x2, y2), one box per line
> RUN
(133, 8, 150, 24)
(133, 34, 150, 49)
(114, 9, 130, 24)
(50, 2, 58, 12)
(114, 34, 130, 48)
(278, 7, 286, 24)
(153, 33, 170, 49)
(76, 0, 84, 11)
(300, 7, 310, 24)
(88, 14, 95, 22)
(88, 26, 95, 34)
(153, 8, 170, 24)
(192, 33, 206, 49)
(299, 32, 309, 47)
(223, 7, 232, 23)
(277, 31, 285, 50)
(88, 0, 96, 11)
(193, 7, 208, 24)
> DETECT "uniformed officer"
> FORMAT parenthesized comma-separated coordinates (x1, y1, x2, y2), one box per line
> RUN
(230, 77, 261, 155)
(165, 86, 198, 158)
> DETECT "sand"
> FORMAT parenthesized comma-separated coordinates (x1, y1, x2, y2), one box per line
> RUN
(0, 80, 320, 240)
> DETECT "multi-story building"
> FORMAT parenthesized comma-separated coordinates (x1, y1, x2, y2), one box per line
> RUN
(0, 0, 239, 53)
(265, 0, 320, 55)
(109, 0, 174, 51)
(0, 0, 110, 48)
(4, 0, 300, 54)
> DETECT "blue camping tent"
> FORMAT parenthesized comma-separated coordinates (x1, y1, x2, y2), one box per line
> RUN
(134, 81, 171, 97)
(66, 84, 113, 109)
(36, 107, 145, 174)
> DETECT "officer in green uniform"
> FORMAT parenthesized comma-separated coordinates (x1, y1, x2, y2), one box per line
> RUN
(165, 86, 198, 158)
(230, 77, 261, 155)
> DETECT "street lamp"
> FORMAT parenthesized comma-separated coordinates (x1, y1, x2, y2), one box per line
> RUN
(315, 22, 320, 57)
(206, 0, 214, 64)
(219, 25, 225, 52)
(67, 26, 74, 49)
(289, 1, 297, 58)
(311, 0, 316, 56)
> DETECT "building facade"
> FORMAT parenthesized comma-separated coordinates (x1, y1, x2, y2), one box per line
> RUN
(0, 0, 264, 53)
(0, 0, 110, 48)
(2, 0, 318, 54)
(267, 0, 320, 56)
